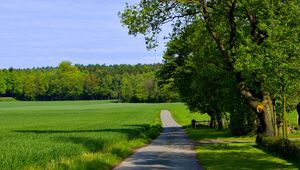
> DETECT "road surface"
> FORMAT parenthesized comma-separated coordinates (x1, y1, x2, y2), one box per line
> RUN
(114, 110, 202, 170)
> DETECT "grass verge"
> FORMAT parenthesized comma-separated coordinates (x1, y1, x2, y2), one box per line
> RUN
(170, 107, 300, 170)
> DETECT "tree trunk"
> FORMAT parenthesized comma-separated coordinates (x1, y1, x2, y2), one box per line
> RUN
(261, 93, 277, 137)
(216, 113, 223, 129)
(208, 112, 217, 128)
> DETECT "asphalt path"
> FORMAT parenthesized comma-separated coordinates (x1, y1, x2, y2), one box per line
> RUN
(114, 110, 202, 170)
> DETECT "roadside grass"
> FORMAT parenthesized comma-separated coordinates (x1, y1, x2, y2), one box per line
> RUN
(197, 142, 299, 170)
(170, 107, 300, 170)
(285, 111, 300, 139)
(0, 101, 178, 170)
(0, 97, 16, 102)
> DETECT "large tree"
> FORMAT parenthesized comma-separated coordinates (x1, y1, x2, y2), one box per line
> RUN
(0, 71, 6, 95)
(120, 0, 300, 137)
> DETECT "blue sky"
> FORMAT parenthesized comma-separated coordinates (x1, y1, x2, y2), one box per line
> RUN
(0, 0, 166, 69)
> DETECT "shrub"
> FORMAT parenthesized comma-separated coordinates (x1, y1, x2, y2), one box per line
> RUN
(144, 124, 163, 139)
(256, 135, 300, 160)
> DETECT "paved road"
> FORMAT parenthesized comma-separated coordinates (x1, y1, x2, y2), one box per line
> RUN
(114, 110, 202, 170)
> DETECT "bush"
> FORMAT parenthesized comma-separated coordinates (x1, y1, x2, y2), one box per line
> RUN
(230, 106, 257, 136)
(256, 135, 300, 160)
(144, 124, 163, 139)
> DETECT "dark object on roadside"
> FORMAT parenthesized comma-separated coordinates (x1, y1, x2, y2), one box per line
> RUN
(191, 119, 196, 128)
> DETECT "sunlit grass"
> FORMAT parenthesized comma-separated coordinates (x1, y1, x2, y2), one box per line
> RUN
(0, 101, 182, 169)
(167, 103, 210, 126)
(171, 106, 300, 170)
(196, 142, 299, 170)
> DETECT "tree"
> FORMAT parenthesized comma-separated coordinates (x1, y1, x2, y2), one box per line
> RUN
(84, 73, 101, 100)
(0, 71, 6, 95)
(120, 0, 300, 137)
(23, 74, 37, 100)
(5, 70, 23, 98)
(158, 21, 255, 132)
(48, 61, 84, 100)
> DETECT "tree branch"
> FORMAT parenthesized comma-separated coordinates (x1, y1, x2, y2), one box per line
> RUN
(161, 11, 201, 24)
(246, 11, 268, 45)
(229, 0, 237, 50)
(201, 0, 233, 69)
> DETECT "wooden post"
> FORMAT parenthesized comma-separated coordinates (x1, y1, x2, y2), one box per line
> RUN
(191, 119, 196, 128)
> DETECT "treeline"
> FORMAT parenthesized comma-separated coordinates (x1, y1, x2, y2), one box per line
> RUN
(0, 61, 179, 102)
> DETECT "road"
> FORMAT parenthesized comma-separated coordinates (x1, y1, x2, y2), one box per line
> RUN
(114, 110, 202, 170)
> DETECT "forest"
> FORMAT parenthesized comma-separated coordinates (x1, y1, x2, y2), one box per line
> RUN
(0, 61, 178, 102)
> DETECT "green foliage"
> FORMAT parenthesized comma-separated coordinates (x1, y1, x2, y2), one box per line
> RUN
(0, 62, 178, 102)
(230, 104, 257, 136)
(157, 20, 256, 134)
(256, 135, 300, 161)
(120, 0, 300, 137)
(0, 71, 6, 95)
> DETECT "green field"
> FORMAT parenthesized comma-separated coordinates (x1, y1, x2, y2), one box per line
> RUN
(0, 101, 206, 170)
(1, 100, 299, 170)
(0, 101, 156, 169)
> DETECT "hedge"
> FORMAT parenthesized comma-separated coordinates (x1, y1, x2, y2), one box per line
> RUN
(256, 135, 300, 160)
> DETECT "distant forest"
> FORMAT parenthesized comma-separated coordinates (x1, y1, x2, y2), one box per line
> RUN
(0, 61, 179, 102)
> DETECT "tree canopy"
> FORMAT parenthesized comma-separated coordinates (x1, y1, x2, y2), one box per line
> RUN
(120, 0, 300, 137)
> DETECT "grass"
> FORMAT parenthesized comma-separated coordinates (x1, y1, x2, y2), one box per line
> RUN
(196, 143, 299, 170)
(167, 103, 210, 126)
(0, 100, 182, 170)
(0, 97, 16, 102)
(288, 110, 298, 127)
(2, 100, 300, 169)
(170, 108, 300, 170)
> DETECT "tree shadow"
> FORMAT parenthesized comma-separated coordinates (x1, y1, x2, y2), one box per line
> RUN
(114, 150, 200, 170)
(54, 136, 107, 153)
(253, 144, 300, 167)
(122, 124, 151, 129)
(185, 128, 233, 141)
(57, 157, 112, 170)
(13, 124, 153, 140)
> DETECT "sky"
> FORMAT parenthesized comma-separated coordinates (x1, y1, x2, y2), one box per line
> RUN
(0, 0, 167, 69)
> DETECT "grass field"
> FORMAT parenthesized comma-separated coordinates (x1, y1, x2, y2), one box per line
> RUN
(0, 101, 197, 170)
(1, 100, 299, 170)
(170, 108, 300, 170)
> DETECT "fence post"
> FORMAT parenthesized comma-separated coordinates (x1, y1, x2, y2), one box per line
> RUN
(191, 119, 196, 128)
